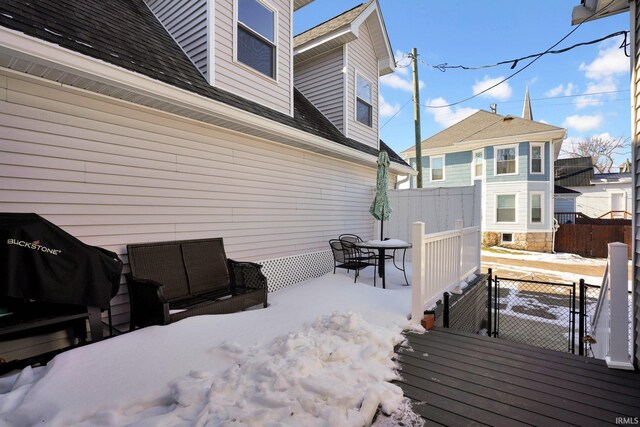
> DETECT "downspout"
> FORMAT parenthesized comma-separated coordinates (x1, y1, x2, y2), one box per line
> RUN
(551, 139, 557, 253)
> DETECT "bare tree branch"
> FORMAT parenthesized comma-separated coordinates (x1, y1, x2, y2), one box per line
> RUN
(560, 135, 630, 173)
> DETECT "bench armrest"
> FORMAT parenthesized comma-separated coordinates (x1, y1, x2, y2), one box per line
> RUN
(125, 273, 170, 328)
(228, 259, 267, 290)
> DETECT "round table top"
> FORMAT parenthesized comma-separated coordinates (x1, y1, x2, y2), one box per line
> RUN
(354, 239, 412, 250)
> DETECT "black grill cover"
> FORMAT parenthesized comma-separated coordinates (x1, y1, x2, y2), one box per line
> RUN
(0, 213, 122, 309)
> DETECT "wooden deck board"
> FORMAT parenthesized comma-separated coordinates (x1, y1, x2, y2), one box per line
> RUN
(395, 328, 640, 426)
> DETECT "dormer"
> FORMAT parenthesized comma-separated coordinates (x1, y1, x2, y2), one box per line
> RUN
(293, 1, 394, 148)
(144, 0, 311, 116)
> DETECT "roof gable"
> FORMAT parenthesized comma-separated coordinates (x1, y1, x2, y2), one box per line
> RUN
(293, 0, 394, 75)
(402, 110, 565, 154)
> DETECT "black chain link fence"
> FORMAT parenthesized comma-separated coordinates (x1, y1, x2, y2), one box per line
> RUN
(492, 277, 579, 353)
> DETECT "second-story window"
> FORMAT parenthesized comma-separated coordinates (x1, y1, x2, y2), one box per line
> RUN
(530, 143, 544, 174)
(431, 155, 444, 181)
(237, 0, 276, 79)
(473, 149, 483, 179)
(496, 145, 517, 175)
(356, 74, 372, 127)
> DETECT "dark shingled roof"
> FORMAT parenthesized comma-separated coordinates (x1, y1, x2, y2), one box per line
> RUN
(0, 0, 408, 167)
(554, 157, 594, 187)
(554, 185, 581, 194)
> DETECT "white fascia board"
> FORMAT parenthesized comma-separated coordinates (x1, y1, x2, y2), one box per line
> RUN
(293, 27, 353, 56)
(0, 26, 406, 172)
(352, 1, 394, 76)
(571, 0, 629, 25)
(453, 129, 567, 148)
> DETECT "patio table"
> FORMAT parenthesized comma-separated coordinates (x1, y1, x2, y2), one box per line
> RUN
(354, 239, 411, 289)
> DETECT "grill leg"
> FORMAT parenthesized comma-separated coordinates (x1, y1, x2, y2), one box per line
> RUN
(87, 306, 103, 342)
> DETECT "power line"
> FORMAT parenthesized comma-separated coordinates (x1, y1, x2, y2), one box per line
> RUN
(421, 0, 620, 109)
(433, 31, 629, 72)
(380, 96, 413, 130)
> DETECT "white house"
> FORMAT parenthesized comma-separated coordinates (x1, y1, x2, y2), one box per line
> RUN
(0, 0, 414, 344)
(399, 93, 566, 252)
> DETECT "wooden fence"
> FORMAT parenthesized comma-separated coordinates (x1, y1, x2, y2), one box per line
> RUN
(555, 221, 632, 259)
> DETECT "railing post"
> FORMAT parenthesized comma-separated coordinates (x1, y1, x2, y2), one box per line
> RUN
(607, 242, 633, 369)
(578, 279, 585, 356)
(411, 222, 426, 324)
(487, 268, 492, 336)
(443, 292, 450, 328)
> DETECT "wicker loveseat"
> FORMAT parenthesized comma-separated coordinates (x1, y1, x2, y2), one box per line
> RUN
(125, 238, 268, 329)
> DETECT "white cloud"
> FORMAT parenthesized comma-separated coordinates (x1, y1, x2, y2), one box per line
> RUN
(575, 79, 617, 109)
(380, 73, 424, 92)
(426, 97, 478, 128)
(472, 76, 512, 100)
(562, 114, 604, 132)
(545, 83, 575, 97)
(379, 94, 400, 118)
(578, 37, 629, 80)
(394, 49, 410, 75)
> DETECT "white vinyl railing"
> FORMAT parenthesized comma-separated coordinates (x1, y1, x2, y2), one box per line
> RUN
(411, 220, 481, 323)
(590, 242, 634, 370)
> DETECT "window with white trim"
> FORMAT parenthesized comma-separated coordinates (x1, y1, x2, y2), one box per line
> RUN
(530, 143, 544, 174)
(236, 0, 276, 78)
(496, 194, 516, 222)
(430, 155, 444, 181)
(495, 145, 517, 175)
(530, 192, 542, 223)
(356, 74, 372, 127)
(473, 149, 483, 179)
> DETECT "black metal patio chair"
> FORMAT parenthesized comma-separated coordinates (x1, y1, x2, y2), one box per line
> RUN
(329, 239, 377, 285)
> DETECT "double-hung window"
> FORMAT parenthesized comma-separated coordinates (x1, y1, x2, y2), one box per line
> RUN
(237, 0, 276, 79)
(496, 145, 517, 175)
(430, 155, 444, 181)
(531, 193, 542, 223)
(356, 74, 373, 127)
(473, 149, 483, 179)
(530, 143, 544, 174)
(496, 194, 516, 222)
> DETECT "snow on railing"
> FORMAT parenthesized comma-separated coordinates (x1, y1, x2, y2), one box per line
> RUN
(411, 220, 481, 323)
(590, 242, 634, 370)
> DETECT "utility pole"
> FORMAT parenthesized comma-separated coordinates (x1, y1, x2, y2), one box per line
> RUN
(411, 48, 423, 188)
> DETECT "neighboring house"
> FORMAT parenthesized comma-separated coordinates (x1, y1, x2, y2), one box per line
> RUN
(555, 157, 633, 219)
(399, 94, 566, 252)
(0, 0, 413, 335)
(571, 0, 639, 368)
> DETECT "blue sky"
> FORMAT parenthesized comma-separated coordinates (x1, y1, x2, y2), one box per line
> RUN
(295, 1, 632, 165)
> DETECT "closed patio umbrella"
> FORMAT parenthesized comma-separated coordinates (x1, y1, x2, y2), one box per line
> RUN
(369, 151, 392, 240)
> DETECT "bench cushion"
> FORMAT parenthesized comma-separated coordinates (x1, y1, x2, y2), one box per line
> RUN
(182, 239, 231, 295)
(127, 242, 190, 300)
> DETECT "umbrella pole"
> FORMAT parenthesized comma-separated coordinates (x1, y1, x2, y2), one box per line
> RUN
(380, 207, 384, 241)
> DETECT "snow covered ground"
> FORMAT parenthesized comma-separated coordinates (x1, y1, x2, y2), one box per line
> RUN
(0, 266, 424, 426)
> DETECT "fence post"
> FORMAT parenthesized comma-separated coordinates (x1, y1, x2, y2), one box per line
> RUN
(607, 242, 633, 369)
(411, 222, 426, 324)
(487, 268, 492, 336)
(455, 219, 463, 282)
(578, 279, 585, 356)
(443, 292, 450, 328)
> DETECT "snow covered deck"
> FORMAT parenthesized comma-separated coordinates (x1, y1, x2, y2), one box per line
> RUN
(395, 328, 640, 426)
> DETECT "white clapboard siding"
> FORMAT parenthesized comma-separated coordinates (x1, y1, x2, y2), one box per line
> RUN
(345, 21, 378, 147)
(214, 0, 292, 115)
(634, 0, 640, 367)
(0, 70, 380, 331)
(145, 0, 209, 79)
(294, 48, 345, 132)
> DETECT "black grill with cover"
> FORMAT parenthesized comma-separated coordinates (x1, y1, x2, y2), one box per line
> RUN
(0, 213, 123, 365)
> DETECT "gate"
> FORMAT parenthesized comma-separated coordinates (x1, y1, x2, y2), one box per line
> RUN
(487, 269, 593, 355)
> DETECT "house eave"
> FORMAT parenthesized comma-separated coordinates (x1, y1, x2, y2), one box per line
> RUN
(571, 0, 630, 24)
(0, 26, 408, 173)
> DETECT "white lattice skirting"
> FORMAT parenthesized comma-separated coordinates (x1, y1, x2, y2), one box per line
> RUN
(258, 250, 333, 293)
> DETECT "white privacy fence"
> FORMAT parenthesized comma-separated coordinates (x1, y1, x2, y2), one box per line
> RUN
(590, 242, 634, 369)
(380, 182, 481, 258)
(411, 220, 481, 323)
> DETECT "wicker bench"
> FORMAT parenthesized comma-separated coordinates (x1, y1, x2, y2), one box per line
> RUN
(125, 238, 268, 329)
